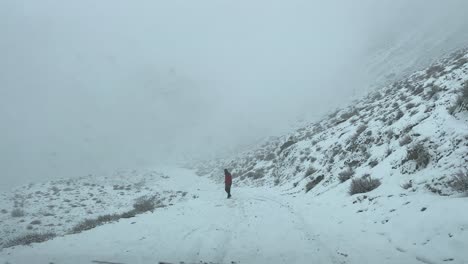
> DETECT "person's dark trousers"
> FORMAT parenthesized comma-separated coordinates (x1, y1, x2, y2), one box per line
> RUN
(225, 185, 231, 198)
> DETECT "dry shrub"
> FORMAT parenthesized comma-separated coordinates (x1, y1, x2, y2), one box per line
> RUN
(349, 176, 381, 195)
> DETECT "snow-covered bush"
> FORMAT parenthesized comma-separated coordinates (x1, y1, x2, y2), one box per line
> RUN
(460, 81, 468, 109)
(356, 124, 367, 135)
(11, 208, 25, 218)
(305, 167, 317, 177)
(265, 153, 276, 161)
(368, 159, 379, 168)
(426, 64, 445, 77)
(30, 220, 41, 225)
(454, 57, 468, 69)
(120, 211, 137, 219)
(279, 140, 296, 153)
(274, 178, 280, 186)
(406, 102, 416, 110)
(71, 218, 102, 233)
(399, 93, 408, 101)
(340, 108, 359, 121)
(349, 176, 381, 195)
(412, 86, 424, 95)
(404, 143, 431, 170)
(96, 214, 121, 223)
(449, 81, 468, 114)
(338, 168, 354, 183)
(385, 129, 395, 139)
(4, 233, 56, 248)
(71, 197, 160, 234)
(330, 144, 342, 158)
(71, 212, 125, 234)
(374, 92, 383, 100)
(50, 186, 60, 194)
(305, 175, 324, 193)
(133, 196, 157, 214)
(401, 180, 413, 190)
(426, 85, 443, 99)
(450, 171, 468, 193)
(394, 110, 404, 121)
(399, 135, 412, 146)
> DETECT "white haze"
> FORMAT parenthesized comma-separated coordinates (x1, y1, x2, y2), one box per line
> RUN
(1, 0, 468, 190)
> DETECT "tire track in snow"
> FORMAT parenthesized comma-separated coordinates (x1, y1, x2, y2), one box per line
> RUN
(254, 195, 343, 264)
(178, 190, 342, 264)
(181, 197, 246, 264)
(183, 228, 201, 239)
(216, 197, 247, 264)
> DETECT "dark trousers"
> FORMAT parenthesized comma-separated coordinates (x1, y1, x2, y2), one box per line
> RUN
(225, 185, 231, 198)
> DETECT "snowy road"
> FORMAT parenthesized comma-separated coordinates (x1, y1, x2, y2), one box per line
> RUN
(1, 168, 467, 264)
(0, 170, 339, 264)
(164, 188, 340, 264)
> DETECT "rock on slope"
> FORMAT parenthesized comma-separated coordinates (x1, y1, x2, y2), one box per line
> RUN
(199, 48, 468, 196)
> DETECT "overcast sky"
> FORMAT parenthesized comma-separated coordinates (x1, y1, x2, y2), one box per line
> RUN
(1, 0, 468, 190)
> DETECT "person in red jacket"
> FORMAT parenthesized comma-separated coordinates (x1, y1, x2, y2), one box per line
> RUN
(224, 169, 232, 199)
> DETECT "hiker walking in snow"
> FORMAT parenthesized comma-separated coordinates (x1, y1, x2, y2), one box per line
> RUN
(224, 169, 232, 199)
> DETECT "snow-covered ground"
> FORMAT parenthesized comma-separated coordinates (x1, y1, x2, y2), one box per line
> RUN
(1, 168, 467, 264)
(1, 48, 467, 264)
(0, 170, 189, 248)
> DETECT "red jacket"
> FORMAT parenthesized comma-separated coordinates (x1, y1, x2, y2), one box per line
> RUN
(225, 172, 232, 186)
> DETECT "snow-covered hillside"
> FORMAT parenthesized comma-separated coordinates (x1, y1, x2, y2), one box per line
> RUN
(363, 24, 468, 92)
(0, 169, 190, 249)
(199, 48, 468, 196)
(0, 48, 467, 264)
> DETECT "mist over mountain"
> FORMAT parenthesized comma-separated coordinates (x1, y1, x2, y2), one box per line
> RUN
(1, 0, 468, 189)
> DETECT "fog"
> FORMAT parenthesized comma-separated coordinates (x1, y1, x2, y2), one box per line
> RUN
(1, 0, 468, 190)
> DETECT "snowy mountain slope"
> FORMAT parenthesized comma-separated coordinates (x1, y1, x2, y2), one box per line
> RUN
(199, 48, 468, 197)
(0, 169, 190, 249)
(363, 25, 468, 92)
